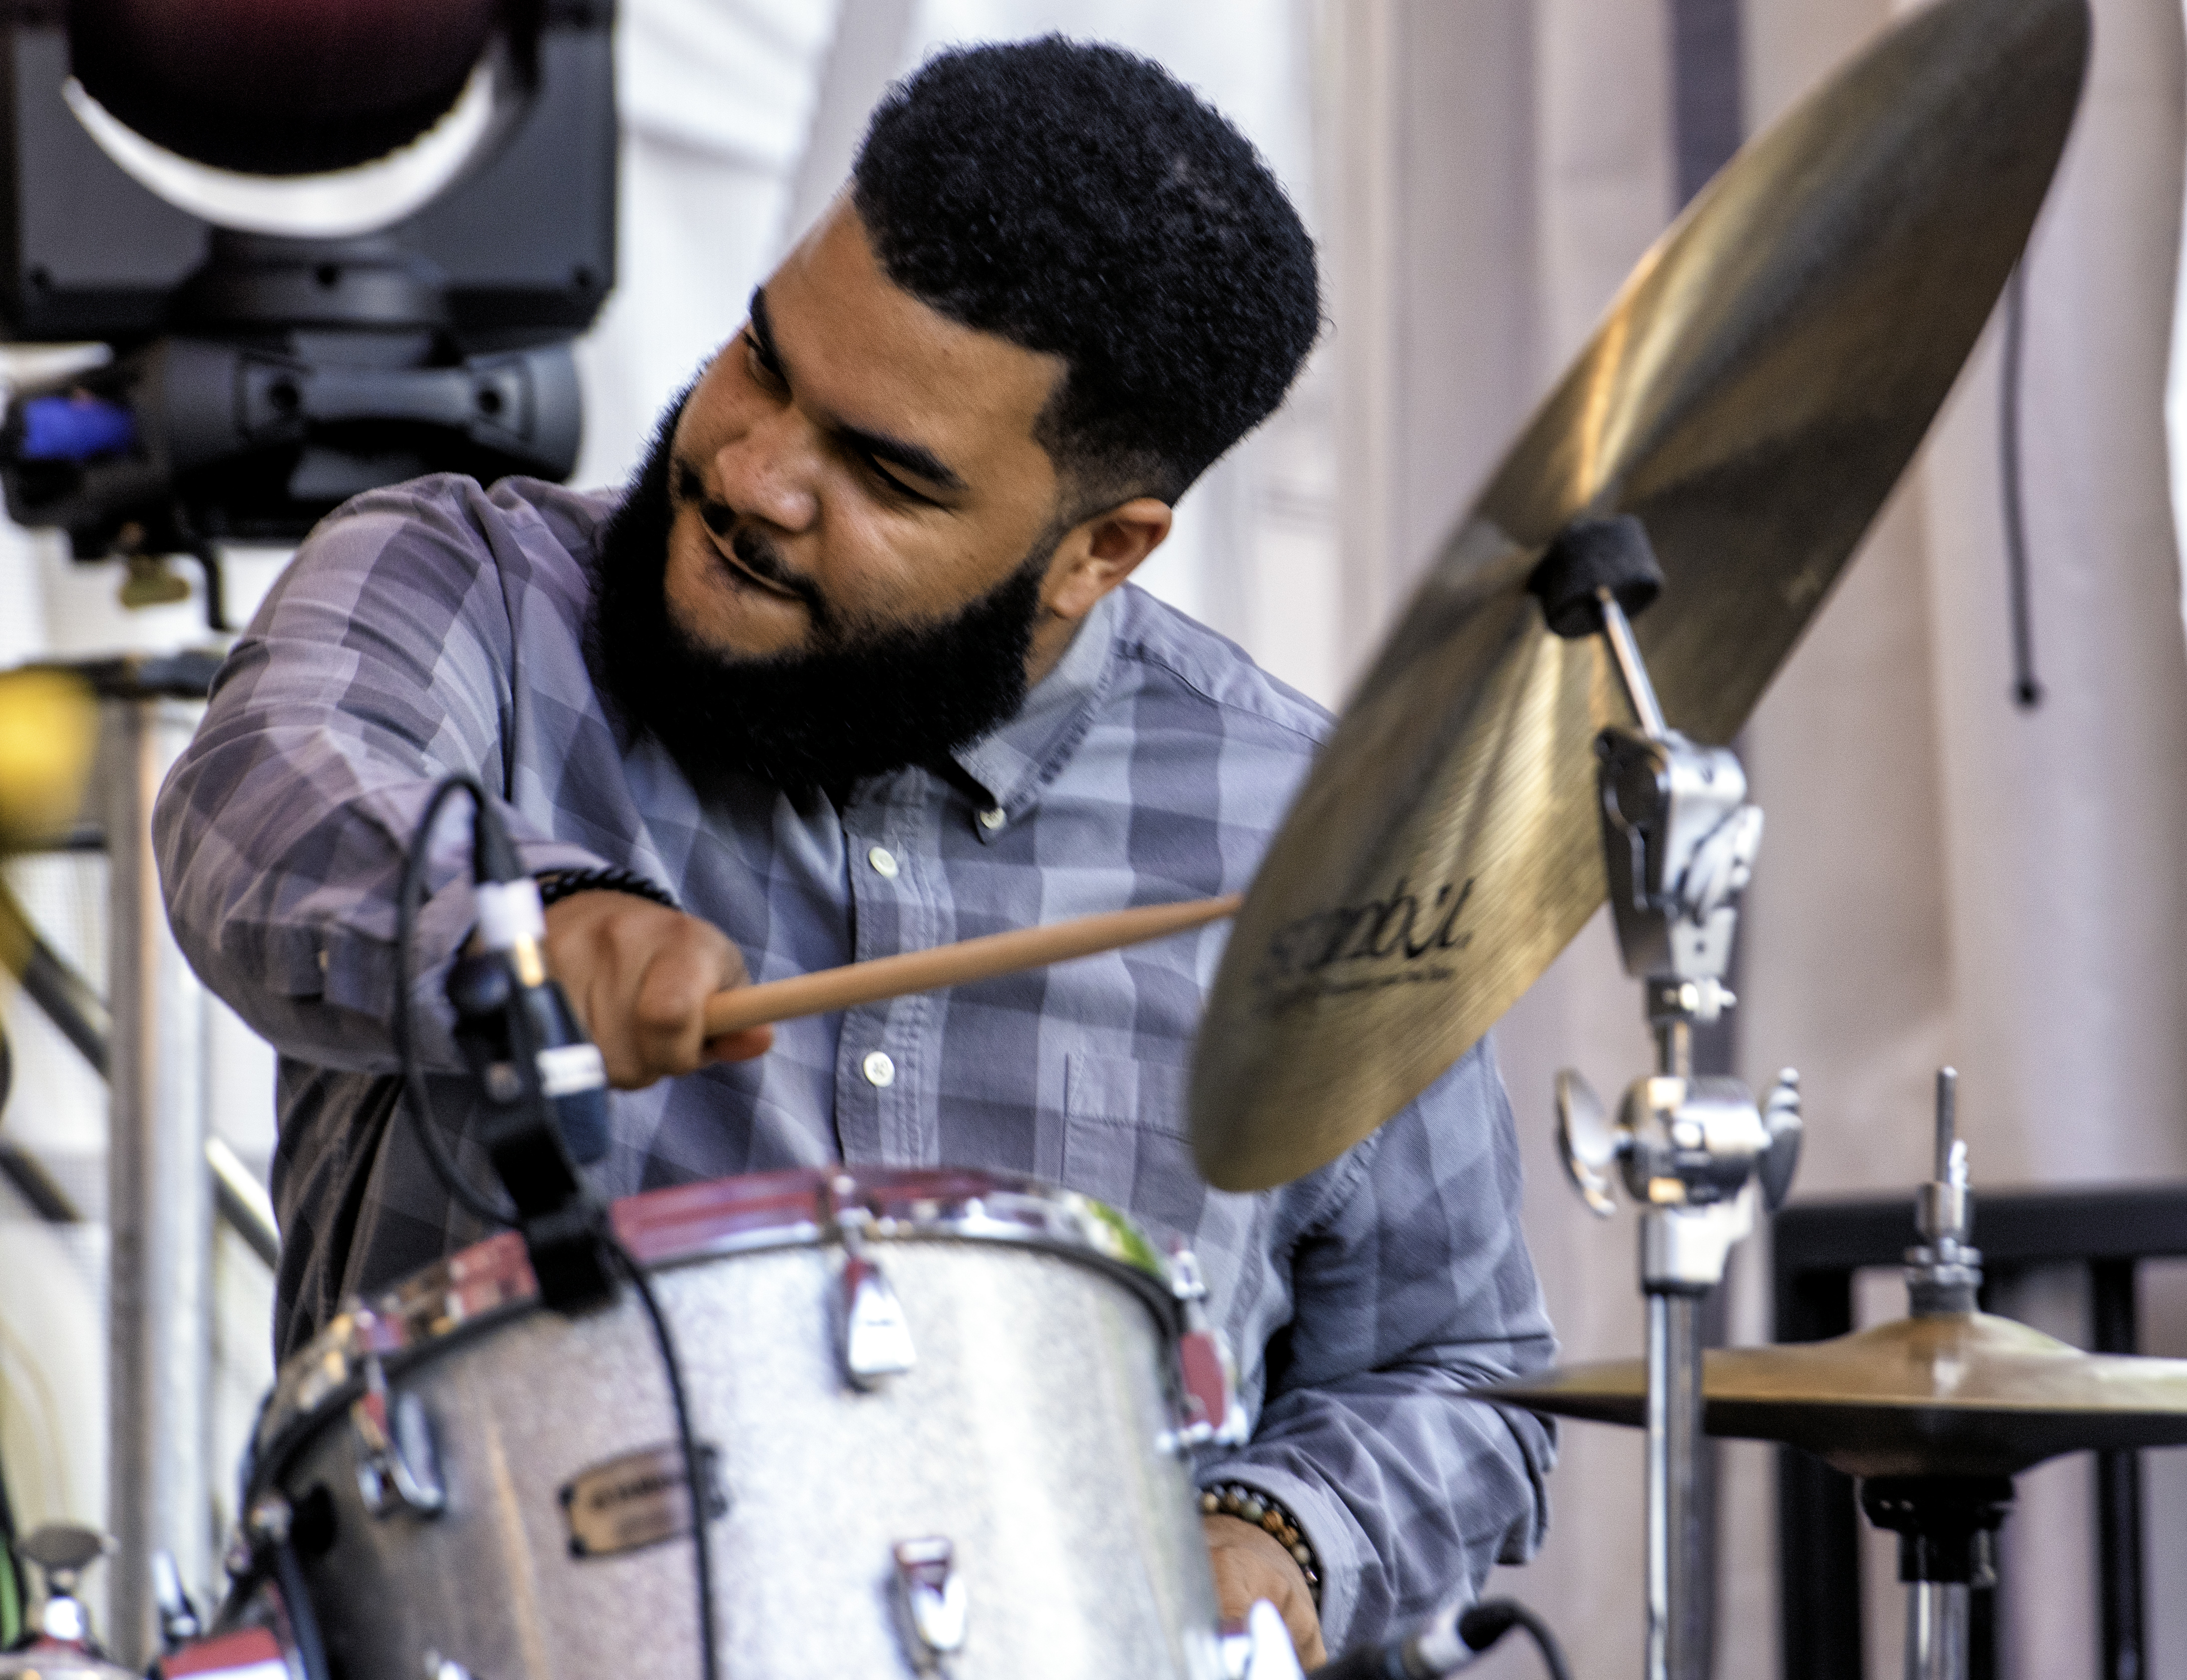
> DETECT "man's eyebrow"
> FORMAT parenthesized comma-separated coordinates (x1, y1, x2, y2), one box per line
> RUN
(746, 284, 966, 495)
(837, 422, 966, 494)
(746, 287, 787, 378)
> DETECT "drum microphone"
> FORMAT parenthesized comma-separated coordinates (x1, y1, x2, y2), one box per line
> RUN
(446, 800, 611, 1165)
(441, 792, 617, 1310)
(1309, 1599, 1571, 1680)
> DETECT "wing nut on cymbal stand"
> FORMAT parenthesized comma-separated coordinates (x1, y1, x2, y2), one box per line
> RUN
(1533, 515, 1803, 1680)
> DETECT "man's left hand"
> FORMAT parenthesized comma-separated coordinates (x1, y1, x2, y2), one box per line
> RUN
(1204, 1514, 1326, 1667)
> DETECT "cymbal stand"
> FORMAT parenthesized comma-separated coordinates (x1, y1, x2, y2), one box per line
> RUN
(1862, 1475, 2011, 1680)
(1540, 534, 1802, 1680)
(1862, 1068, 2010, 1680)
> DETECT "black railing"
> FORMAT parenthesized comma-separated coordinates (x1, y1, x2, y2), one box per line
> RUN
(1773, 1184, 2187, 1680)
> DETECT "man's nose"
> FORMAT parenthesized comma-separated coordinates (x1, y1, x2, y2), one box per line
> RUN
(712, 409, 819, 533)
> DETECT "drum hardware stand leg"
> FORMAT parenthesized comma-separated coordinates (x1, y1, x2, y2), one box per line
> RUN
(1533, 520, 1802, 1680)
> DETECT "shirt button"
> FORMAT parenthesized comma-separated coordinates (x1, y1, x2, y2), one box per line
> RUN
(867, 845, 899, 879)
(862, 1050, 896, 1088)
(977, 806, 1006, 832)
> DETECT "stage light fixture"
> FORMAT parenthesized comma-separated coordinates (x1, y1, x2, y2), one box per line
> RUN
(67, 0, 505, 177)
(0, 0, 616, 624)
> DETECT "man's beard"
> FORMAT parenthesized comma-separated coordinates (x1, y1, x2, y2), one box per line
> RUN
(589, 395, 1052, 793)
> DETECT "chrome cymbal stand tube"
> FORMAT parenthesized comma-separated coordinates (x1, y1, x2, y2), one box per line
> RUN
(1534, 521, 1802, 1680)
(1856, 1069, 2009, 1680)
(1909, 1581, 1967, 1680)
(1861, 1474, 2011, 1680)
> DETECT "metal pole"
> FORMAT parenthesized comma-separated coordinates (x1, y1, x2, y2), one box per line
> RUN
(2090, 1259, 2145, 1680)
(1906, 1583, 1970, 1680)
(1596, 592, 1668, 739)
(1646, 1292, 1671, 1680)
(105, 696, 210, 1668)
(1646, 1285, 1707, 1680)
(0, 876, 278, 1265)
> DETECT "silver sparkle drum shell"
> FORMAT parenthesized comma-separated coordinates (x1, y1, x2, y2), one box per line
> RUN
(251, 1169, 1229, 1680)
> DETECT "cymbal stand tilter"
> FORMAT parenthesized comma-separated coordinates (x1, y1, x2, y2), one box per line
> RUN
(1863, 1068, 2010, 1680)
(1534, 519, 1804, 1680)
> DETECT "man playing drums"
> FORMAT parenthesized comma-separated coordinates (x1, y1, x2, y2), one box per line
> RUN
(157, 36, 1554, 1664)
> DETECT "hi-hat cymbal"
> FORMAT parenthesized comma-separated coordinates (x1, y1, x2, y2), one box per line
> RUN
(1187, 0, 2090, 1191)
(1471, 1313, 2187, 1480)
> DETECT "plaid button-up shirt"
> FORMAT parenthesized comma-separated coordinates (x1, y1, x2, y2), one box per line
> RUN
(156, 474, 1555, 1648)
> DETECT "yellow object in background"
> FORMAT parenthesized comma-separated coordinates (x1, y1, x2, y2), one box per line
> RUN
(0, 670, 95, 848)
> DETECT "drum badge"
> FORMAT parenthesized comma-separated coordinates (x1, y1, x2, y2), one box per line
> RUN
(558, 1442, 726, 1560)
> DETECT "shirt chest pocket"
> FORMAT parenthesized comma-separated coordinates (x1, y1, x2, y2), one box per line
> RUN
(1061, 1051, 1209, 1240)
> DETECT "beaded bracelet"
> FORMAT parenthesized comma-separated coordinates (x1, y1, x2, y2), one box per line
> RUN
(535, 866, 678, 911)
(1200, 1480, 1322, 1608)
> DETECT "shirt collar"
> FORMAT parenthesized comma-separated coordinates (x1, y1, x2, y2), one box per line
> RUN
(951, 588, 1120, 817)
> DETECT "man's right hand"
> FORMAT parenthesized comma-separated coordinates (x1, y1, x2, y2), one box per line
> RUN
(542, 891, 773, 1087)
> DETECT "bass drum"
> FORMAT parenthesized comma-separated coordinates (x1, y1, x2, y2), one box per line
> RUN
(245, 1167, 1232, 1680)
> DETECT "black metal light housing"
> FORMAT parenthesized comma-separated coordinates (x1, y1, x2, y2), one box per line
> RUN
(0, 0, 615, 575)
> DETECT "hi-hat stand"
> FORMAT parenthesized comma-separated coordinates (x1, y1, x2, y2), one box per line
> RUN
(1863, 1067, 2009, 1680)
(1531, 518, 1803, 1680)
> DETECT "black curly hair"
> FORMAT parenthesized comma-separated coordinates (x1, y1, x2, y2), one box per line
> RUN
(852, 34, 1319, 509)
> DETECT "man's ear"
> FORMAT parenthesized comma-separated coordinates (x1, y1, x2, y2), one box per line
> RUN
(1041, 497, 1173, 623)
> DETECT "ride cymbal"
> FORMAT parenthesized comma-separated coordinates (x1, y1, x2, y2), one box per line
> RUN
(1469, 1313, 2187, 1480)
(1189, 0, 2090, 1190)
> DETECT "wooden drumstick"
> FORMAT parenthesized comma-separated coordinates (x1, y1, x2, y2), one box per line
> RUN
(702, 894, 1243, 1036)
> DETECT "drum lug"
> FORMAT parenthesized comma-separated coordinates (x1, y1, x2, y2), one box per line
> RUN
(351, 1356, 446, 1518)
(840, 1252, 918, 1389)
(1163, 1246, 1250, 1452)
(890, 1537, 968, 1669)
(1174, 1328, 1250, 1450)
(836, 1212, 917, 1390)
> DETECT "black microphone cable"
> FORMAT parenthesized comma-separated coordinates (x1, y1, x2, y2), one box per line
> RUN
(393, 773, 720, 1680)
(1310, 1596, 1573, 1680)
(1999, 257, 2042, 710)
(602, 1244, 718, 1680)
(1456, 1601, 1572, 1680)
(391, 773, 513, 1225)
